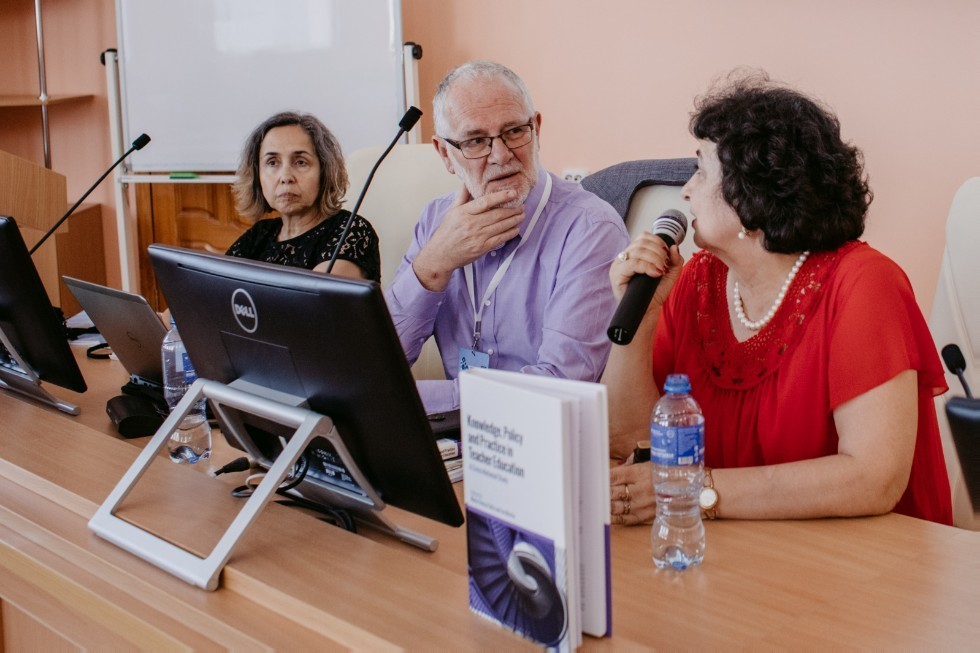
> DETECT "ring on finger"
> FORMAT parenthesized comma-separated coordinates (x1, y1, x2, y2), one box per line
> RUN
(617, 250, 629, 263)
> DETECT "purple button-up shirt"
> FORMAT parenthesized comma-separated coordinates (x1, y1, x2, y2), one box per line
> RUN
(385, 167, 629, 412)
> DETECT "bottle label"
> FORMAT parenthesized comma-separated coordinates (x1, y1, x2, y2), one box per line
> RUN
(650, 423, 704, 466)
(181, 350, 198, 384)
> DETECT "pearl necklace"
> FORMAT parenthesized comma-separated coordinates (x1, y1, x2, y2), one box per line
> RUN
(733, 251, 810, 331)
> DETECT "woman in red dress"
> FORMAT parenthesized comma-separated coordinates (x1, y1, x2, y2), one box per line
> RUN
(605, 73, 952, 525)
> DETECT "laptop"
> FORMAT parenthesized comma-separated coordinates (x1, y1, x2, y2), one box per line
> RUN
(63, 276, 168, 388)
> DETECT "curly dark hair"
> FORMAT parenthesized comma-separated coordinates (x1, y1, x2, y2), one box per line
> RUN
(232, 111, 348, 222)
(690, 72, 872, 253)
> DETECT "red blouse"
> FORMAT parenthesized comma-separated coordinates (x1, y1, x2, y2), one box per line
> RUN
(653, 241, 953, 524)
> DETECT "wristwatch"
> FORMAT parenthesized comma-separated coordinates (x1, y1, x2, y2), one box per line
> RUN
(700, 467, 719, 519)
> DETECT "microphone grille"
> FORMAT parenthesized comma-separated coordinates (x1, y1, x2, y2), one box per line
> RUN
(942, 343, 967, 374)
(132, 133, 151, 150)
(399, 106, 423, 132)
(651, 208, 688, 245)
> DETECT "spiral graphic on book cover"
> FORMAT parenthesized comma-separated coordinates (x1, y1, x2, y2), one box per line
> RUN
(467, 509, 568, 647)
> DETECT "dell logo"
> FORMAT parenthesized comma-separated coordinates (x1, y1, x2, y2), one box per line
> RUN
(231, 289, 258, 333)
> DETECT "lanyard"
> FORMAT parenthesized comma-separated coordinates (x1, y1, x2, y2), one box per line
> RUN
(464, 172, 552, 350)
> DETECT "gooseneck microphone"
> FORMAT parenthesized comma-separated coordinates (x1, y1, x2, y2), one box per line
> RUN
(607, 209, 688, 345)
(325, 107, 423, 274)
(942, 343, 973, 399)
(30, 133, 151, 255)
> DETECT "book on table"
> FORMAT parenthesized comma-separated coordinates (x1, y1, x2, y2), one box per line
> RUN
(438, 436, 463, 483)
(445, 457, 463, 483)
(459, 368, 611, 650)
(437, 436, 460, 460)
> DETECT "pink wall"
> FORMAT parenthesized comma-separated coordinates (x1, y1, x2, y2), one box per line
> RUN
(3, 1, 977, 308)
(404, 0, 980, 310)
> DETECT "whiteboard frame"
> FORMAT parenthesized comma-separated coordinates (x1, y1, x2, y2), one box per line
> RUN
(114, 0, 406, 173)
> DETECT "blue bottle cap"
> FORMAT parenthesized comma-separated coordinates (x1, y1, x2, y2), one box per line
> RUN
(663, 373, 691, 394)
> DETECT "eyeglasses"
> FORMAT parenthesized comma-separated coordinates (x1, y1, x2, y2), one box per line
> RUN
(441, 120, 536, 159)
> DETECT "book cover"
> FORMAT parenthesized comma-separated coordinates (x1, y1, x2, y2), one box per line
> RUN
(460, 368, 610, 650)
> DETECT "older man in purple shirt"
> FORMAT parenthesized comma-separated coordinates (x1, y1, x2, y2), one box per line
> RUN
(385, 61, 628, 413)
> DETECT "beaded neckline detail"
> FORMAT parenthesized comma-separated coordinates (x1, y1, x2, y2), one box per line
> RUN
(690, 245, 854, 390)
(733, 251, 810, 331)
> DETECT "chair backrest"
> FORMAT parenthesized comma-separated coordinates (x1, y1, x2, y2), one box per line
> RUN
(581, 158, 699, 260)
(621, 184, 700, 261)
(929, 176, 980, 528)
(344, 143, 460, 381)
(344, 143, 461, 289)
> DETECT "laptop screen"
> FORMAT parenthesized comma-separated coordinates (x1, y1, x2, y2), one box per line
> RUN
(63, 276, 168, 387)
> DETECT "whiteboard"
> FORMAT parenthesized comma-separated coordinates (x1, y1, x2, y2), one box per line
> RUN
(116, 0, 405, 172)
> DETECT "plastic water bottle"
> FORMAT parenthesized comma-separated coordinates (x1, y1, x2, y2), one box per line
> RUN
(650, 373, 705, 570)
(161, 317, 211, 464)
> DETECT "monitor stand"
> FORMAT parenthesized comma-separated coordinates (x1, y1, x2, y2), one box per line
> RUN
(88, 377, 438, 591)
(0, 326, 79, 415)
(214, 379, 439, 552)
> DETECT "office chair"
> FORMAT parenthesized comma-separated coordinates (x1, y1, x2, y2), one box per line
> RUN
(581, 158, 699, 260)
(929, 177, 980, 529)
(344, 144, 460, 381)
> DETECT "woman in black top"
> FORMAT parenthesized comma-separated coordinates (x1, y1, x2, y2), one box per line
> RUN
(226, 112, 381, 282)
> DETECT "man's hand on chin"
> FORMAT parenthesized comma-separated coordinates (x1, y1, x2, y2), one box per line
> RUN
(412, 186, 525, 292)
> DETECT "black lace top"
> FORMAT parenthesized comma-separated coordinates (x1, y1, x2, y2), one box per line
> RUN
(225, 211, 381, 282)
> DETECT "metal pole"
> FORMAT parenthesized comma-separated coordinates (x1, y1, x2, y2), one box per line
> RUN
(103, 49, 138, 292)
(402, 42, 422, 145)
(33, 0, 51, 168)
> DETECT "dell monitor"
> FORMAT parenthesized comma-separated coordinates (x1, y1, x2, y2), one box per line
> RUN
(148, 244, 464, 539)
(0, 216, 87, 414)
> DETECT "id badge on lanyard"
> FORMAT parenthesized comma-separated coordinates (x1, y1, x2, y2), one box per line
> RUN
(459, 173, 552, 373)
(459, 347, 490, 371)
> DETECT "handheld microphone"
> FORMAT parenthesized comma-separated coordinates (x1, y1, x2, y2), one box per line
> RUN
(324, 107, 423, 274)
(30, 133, 151, 255)
(942, 343, 973, 399)
(607, 209, 688, 345)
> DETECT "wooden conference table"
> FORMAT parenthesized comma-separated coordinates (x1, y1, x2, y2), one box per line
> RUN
(1, 351, 978, 650)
